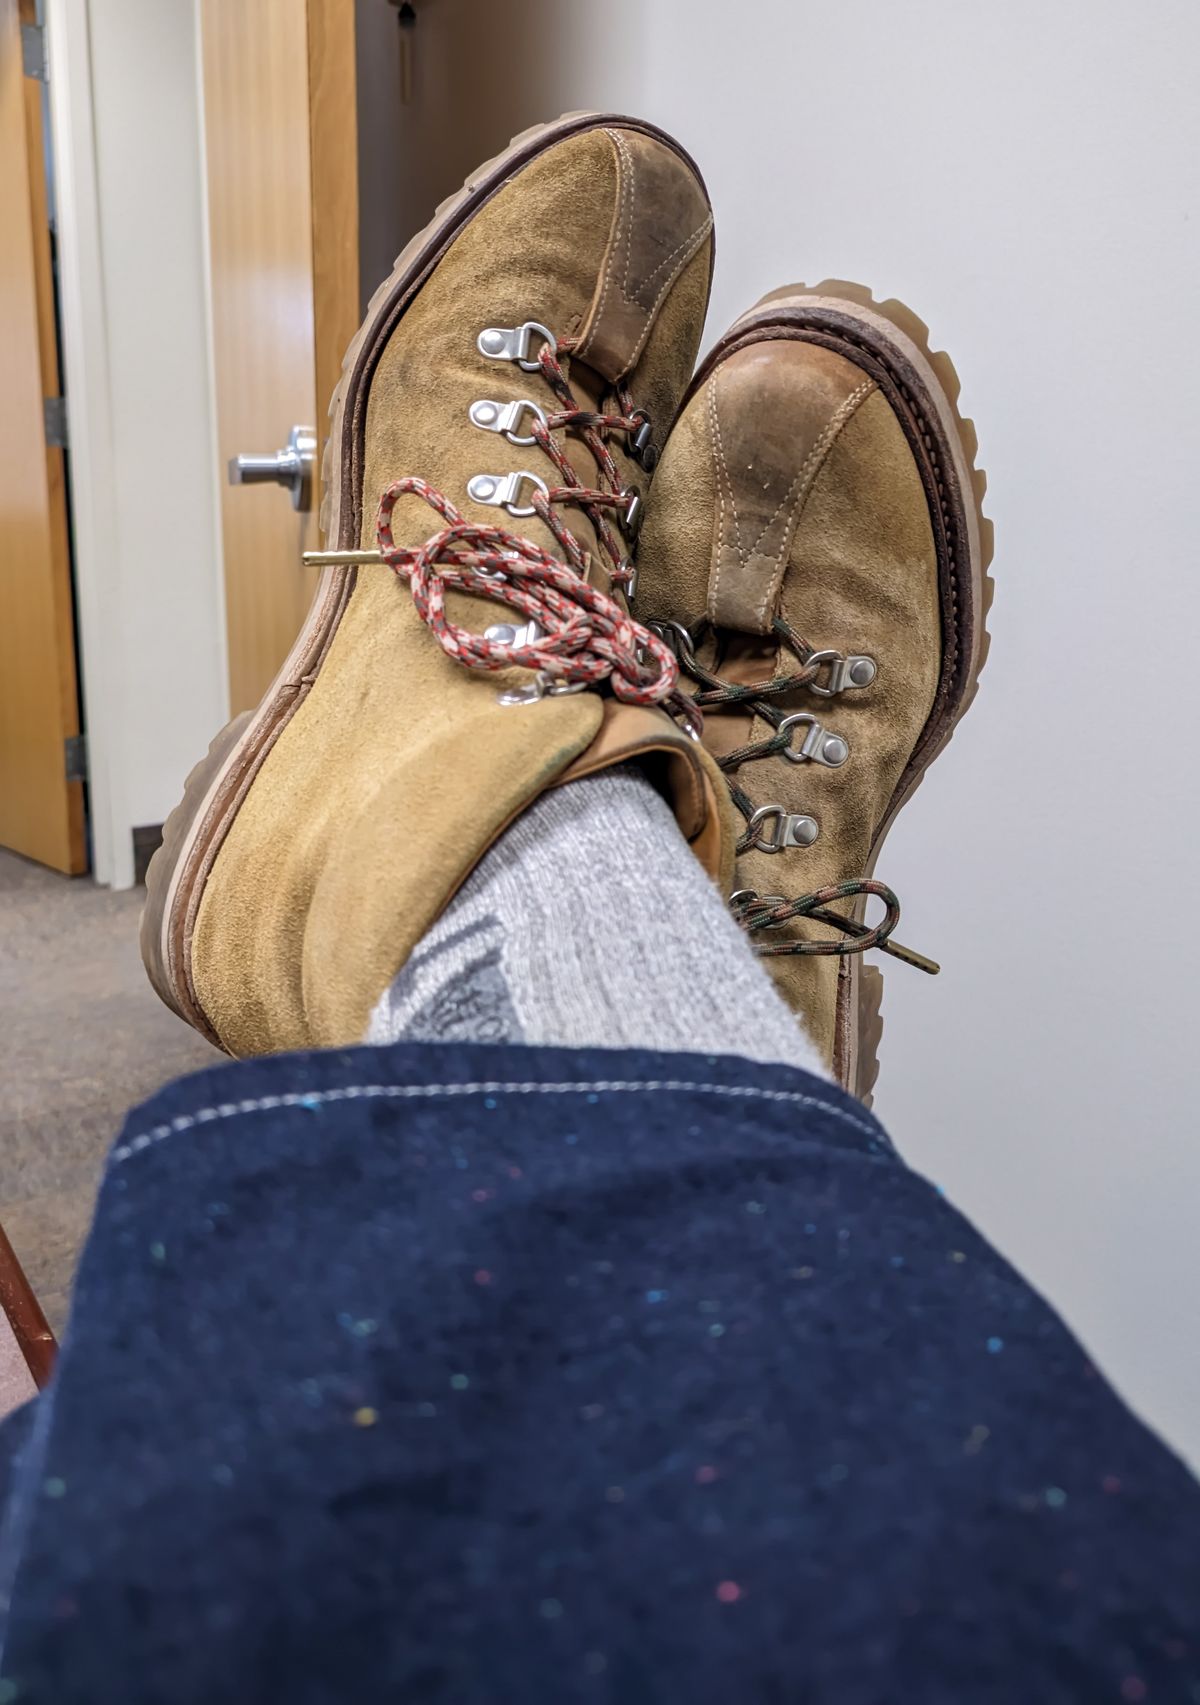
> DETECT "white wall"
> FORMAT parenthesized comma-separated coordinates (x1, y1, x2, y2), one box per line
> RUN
(381, 0, 1200, 1469)
(56, 0, 1200, 1467)
(553, 0, 1200, 1464)
(48, 0, 226, 887)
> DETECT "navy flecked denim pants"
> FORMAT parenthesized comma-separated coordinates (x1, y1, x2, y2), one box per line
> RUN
(1, 1041, 1197, 1703)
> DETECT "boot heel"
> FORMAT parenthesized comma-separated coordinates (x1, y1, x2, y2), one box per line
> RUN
(140, 710, 254, 1046)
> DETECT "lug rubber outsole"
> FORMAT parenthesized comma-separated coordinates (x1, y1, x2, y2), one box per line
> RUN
(141, 111, 709, 1048)
(695, 281, 993, 1105)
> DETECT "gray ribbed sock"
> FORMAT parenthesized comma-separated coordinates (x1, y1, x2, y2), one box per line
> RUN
(366, 767, 829, 1078)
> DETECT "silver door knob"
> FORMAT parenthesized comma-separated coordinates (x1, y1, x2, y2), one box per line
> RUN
(228, 424, 317, 511)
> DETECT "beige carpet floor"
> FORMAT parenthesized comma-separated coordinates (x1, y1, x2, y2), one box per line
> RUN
(0, 1310, 37, 1419)
(0, 849, 219, 1342)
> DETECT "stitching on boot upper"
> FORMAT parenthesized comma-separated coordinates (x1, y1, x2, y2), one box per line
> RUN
(750, 379, 878, 564)
(577, 131, 633, 360)
(749, 376, 876, 627)
(611, 130, 708, 302)
(578, 129, 713, 370)
(617, 129, 639, 303)
(622, 214, 712, 371)
(707, 373, 877, 629)
(707, 375, 741, 624)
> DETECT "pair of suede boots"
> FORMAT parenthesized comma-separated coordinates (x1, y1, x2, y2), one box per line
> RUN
(142, 113, 991, 1100)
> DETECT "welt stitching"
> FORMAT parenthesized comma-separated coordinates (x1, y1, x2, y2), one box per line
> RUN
(112, 1077, 883, 1164)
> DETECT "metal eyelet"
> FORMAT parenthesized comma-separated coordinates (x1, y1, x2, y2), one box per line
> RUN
(777, 712, 849, 768)
(497, 681, 545, 707)
(670, 703, 704, 743)
(612, 559, 638, 600)
(477, 321, 556, 371)
(469, 398, 549, 446)
(497, 669, 588, 707)
(746, 804, 820, 851)
(729, 889, 789, 927)
(629, 412, 658, 471)
(806, 648, 878, 697)
(646, 619, 699, 672)
(620, 488, 643, 536)
(467, 470, 549, 518)
(484, 620, 542, 647)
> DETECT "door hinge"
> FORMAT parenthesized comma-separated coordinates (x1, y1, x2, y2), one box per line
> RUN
(64, 734, 88, 783)
(21, 22, 47, 82)
(44, 396, 68, 449)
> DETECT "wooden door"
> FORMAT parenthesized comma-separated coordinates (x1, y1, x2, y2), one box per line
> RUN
(0, 0, 86, 873)
(199, 0, 359, 717)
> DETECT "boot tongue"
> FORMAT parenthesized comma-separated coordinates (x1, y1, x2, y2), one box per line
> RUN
(699, 634, 780, 763)
(376, 350, 636, 598)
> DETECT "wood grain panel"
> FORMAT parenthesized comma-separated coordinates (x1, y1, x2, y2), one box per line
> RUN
(307, 0, 359, 447)
(201, 0, 319, 715)
(201, 0, 358, 716)
(0, 0, 85, 872)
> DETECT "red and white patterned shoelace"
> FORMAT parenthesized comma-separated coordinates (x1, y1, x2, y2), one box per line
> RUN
(372, 331, 697, 723)
(375, 477, 688, 713)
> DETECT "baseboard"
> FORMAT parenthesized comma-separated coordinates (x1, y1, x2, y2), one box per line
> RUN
(132, 824, 163, 886)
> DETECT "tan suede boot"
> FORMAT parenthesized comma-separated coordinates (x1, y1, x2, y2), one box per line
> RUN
(636, 283, 992, 1100)
(142, 114, 735, 1057)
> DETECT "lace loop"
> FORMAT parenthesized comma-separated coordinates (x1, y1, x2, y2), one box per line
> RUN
(370, 326, 701, 726)
(731, 881, 939, 974)
(375, 477, 691, 713)
(661, 621, 934, 973)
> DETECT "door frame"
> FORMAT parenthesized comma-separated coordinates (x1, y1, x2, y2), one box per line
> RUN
(46, 0, 354, 889)
(44, 0, 127, 885)
(44, 0, 230, 890)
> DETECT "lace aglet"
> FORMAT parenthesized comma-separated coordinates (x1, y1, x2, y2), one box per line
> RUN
(879, 939, 940, 975)
(302, 549, 386, 567)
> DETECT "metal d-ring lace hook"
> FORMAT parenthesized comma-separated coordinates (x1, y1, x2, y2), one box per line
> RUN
(804, 647, 878, 698)
(477, 321, 557, 372)
(731, 881, 940, 974)
(468, 398, 550, 446)
(776, 712, 850, 768)
(744, 803, 820, 851)
(626, 409, 658, 471)
(646, 620, 701, 673)
(466, 470, 549, 518)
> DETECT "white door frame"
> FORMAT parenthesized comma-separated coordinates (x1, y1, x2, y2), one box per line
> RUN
(42, 0, 229, 891)
(43, 0, 130, 886)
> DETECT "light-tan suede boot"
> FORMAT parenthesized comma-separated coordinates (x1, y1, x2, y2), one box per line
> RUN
(142, 114, 736, 1057)
(636, 283, 992, 1100)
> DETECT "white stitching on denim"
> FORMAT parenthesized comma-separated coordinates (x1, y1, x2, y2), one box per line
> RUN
(111, 1078, 883, 1164)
